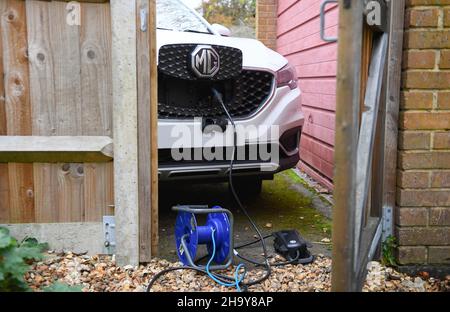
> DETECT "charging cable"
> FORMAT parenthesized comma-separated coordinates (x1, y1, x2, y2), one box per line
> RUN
(205, 228, 247, 292)
(147, 88, 274, 292)
(211, 88, 272, 287)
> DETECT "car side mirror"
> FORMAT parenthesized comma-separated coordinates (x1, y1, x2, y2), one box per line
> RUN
(211, 23, 232, 37)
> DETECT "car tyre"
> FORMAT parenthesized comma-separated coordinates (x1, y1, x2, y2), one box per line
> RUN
(229, 176, 263, 200)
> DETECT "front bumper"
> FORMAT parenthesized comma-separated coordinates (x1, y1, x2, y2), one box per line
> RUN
(158, 141, 301, 182)
(157, 86, 303, 181)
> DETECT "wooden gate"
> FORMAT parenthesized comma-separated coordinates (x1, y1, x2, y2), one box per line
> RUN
(325, 0, 405, 291)
(0, 0, 158, 266)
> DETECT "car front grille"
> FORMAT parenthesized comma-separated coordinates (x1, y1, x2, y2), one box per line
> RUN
(159, 44, 243, 81)
(158, 44, 275, 119)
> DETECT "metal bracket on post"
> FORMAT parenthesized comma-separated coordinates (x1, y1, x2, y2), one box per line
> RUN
(320, 0, 338, 42)
(381, 206, 393, 241)
(103, 216, 116, 254)
(140, 7, 148, 32)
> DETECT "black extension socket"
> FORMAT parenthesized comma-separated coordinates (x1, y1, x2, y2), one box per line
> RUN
(272, 230, 314, 264)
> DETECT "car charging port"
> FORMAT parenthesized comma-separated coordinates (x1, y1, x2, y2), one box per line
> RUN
(202, 89, 229, 133)
(202, 117, 229, 133)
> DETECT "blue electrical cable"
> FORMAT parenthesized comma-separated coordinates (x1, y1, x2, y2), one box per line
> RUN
(205, 228, 247, 292)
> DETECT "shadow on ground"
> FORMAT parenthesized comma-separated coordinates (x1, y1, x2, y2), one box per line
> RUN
(157, 170, 333, 264)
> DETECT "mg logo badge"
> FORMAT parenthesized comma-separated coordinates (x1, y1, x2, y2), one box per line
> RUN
(190, 45, 220, 78)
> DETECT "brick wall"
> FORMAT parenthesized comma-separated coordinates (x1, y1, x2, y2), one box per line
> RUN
(256, 0, 278, 50)
(397, 0, 450, 265)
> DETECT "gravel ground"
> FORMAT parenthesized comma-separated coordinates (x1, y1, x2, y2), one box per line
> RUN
(23, 171, 449, 292)
(25, 252, 449, 292)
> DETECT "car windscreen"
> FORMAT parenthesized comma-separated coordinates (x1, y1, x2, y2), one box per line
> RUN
(157, 0, 211, 34)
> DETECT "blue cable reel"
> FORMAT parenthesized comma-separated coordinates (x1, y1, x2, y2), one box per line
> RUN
(174, 205, 234, 270)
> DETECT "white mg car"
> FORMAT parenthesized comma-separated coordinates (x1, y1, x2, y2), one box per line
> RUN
(157, 0, 304, 196)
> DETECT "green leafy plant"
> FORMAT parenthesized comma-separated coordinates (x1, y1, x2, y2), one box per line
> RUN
(381, 235, 398, 267)
(0, 227, 81, 292)
(0, 227, 47, 291)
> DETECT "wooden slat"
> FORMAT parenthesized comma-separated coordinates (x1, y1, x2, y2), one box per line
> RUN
(360, 24, 373, 125)
(359, 25, 375, 229)
(137, 0, 152, 262)
(84, 162, 114, 221)
(356, 217, 381, 282)
(136, 0, 159, 261)
(0, 1, 8, 136)
(2, 0, 34, 223)
(27, 0, 56, 135)
(33, 163, 58, 222)
(332, 0, 364, 292)
(0, 165, 10, 222)
(149, 0, 159, 258)
(49, 1, 82, 136)
(0, 1, 9, 223)
(26, 0, 58, 223)
(27, 0, 86, 222)
(0, 135, 113, 152)
(80, 2, 112, 137)
(7, 163, 34, 222)
(353, 34, 388, 266)
(0, 136, 113, 162)
(58, 163, 84, 222)
(2, 0, 33, 136)
(80, 2, 114, 222)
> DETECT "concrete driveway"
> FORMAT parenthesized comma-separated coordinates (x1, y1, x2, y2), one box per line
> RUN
(157, 170, 333, 265)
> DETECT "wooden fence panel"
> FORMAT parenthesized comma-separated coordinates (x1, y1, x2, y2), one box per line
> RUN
(51, 1, 84, 221)
(136, 0, 152, 262)
(28, 0, 83, 222)
(26, 0, 59, 222)
(1, 0, 35, 223)
(80, 2, 112, 137)
(33, 163, 59, 222)
(0, 0, 156, 265)
(84, 163, 114, 221)
(0, 0, 9, 223)
(3, 0, 32, 136)
(50, 1, 83, 136)
(0, 0, 114, 224)
(27, 0, 56, 135)
(80, 2, 114, 222)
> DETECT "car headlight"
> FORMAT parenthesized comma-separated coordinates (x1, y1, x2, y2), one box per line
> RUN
(276, 63, 298, 90)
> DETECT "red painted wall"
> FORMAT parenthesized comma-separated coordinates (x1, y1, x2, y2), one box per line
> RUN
(277, 0, 338, 190)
